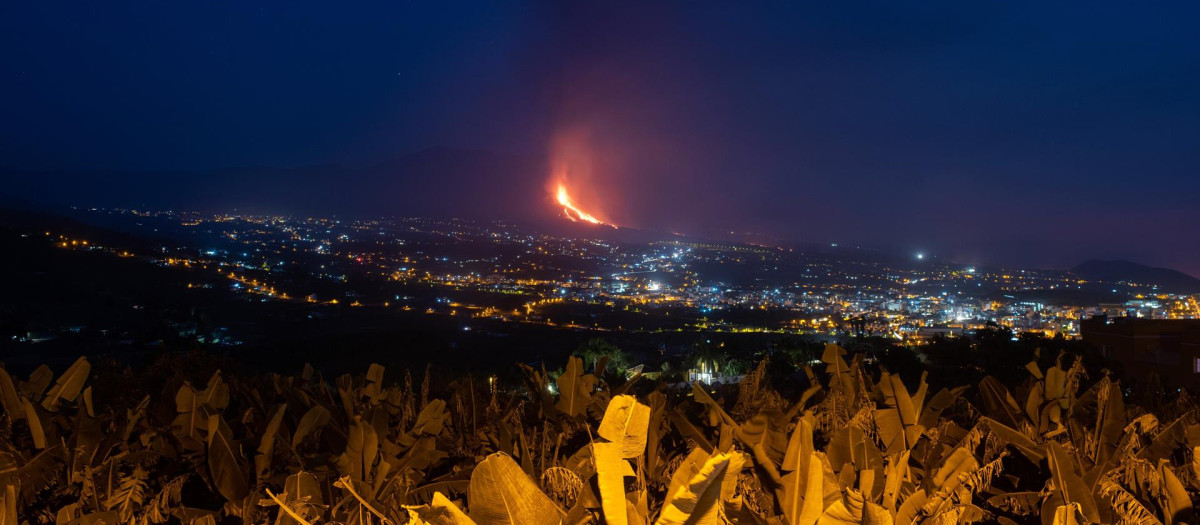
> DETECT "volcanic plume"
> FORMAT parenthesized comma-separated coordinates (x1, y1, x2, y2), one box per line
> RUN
(547, 129, 617, 228)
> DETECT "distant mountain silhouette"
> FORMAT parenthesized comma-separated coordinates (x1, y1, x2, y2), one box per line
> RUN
(1071, 259, 1200, 293)
(3, 147, 554, 223)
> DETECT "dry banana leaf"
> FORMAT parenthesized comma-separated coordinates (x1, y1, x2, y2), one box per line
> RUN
(0, 367, 24, 421)
(468, 453, 562, 525)
(668, 409, 714, 453)
(981, 417, 1044, 463)
(292, 405, 332, 448)
(1093, 380, 1125, 465)
(1096, 478, 1161, 525)
(1157, 460, 1192, 524)
(407, 492, 477, 525)
(1139, 411, 1195, 461)
(978, 376, 1023, 429)
(21, 397, 46, 449)
(1045, 441, 1099, 523)
(556, 357, 597, 418)
(595, 441, 635, 525)
(363, 363, 386, 402)
(1051, 503, 1086, 525)
(337, 418, 379, 482)
(255, 403, 288, 479)
(664, 448, 710, 512)
(20, 365, 53, 401)
(207, 414, 249, 503)
(780, 451, 825, 525)
(41, 356, 90, 411)
(917, 386, 967, 429)
(0, 485, 15, 525)
(655, 452, 734, 525)
(820, 488, 892, 525)
(782, 417, 815, 471)
(275, 471, 325, 525)
(598, 395, 652, 458)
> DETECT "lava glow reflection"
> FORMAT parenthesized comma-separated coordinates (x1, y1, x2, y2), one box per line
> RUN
(556, 184, 615, 227)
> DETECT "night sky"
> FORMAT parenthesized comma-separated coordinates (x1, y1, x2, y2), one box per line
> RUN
(3, 2, 1199, 274)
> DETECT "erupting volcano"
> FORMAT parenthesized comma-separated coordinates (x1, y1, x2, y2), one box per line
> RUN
(547, 128, 619, 228)
(555, 184, 615, 227)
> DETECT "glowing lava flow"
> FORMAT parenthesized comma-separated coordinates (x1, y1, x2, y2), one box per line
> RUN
(556, 184, 615, 227)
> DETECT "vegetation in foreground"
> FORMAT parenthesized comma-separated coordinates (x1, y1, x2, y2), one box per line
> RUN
(0, 343, 1197, 525)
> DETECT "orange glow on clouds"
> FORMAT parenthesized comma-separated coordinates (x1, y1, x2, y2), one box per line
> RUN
(555, 184, 615, 227)
(547, 126, 619, 228)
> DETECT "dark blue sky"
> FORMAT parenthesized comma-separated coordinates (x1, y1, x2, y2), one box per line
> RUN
(3, 2, 1199, 273)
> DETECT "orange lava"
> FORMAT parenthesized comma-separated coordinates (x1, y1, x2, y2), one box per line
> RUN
(556, 184, 614, 227)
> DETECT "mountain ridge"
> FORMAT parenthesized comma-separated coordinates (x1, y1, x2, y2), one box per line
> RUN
(2, 146, 550, 222)
(1071, 259, 1200, 294)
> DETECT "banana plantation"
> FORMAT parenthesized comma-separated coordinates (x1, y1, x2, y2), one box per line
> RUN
(0, 343, 1197, 524)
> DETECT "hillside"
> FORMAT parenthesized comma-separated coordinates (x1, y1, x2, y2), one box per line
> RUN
(2, 147, 549, 223)
(1072, 259, 1200, 293)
